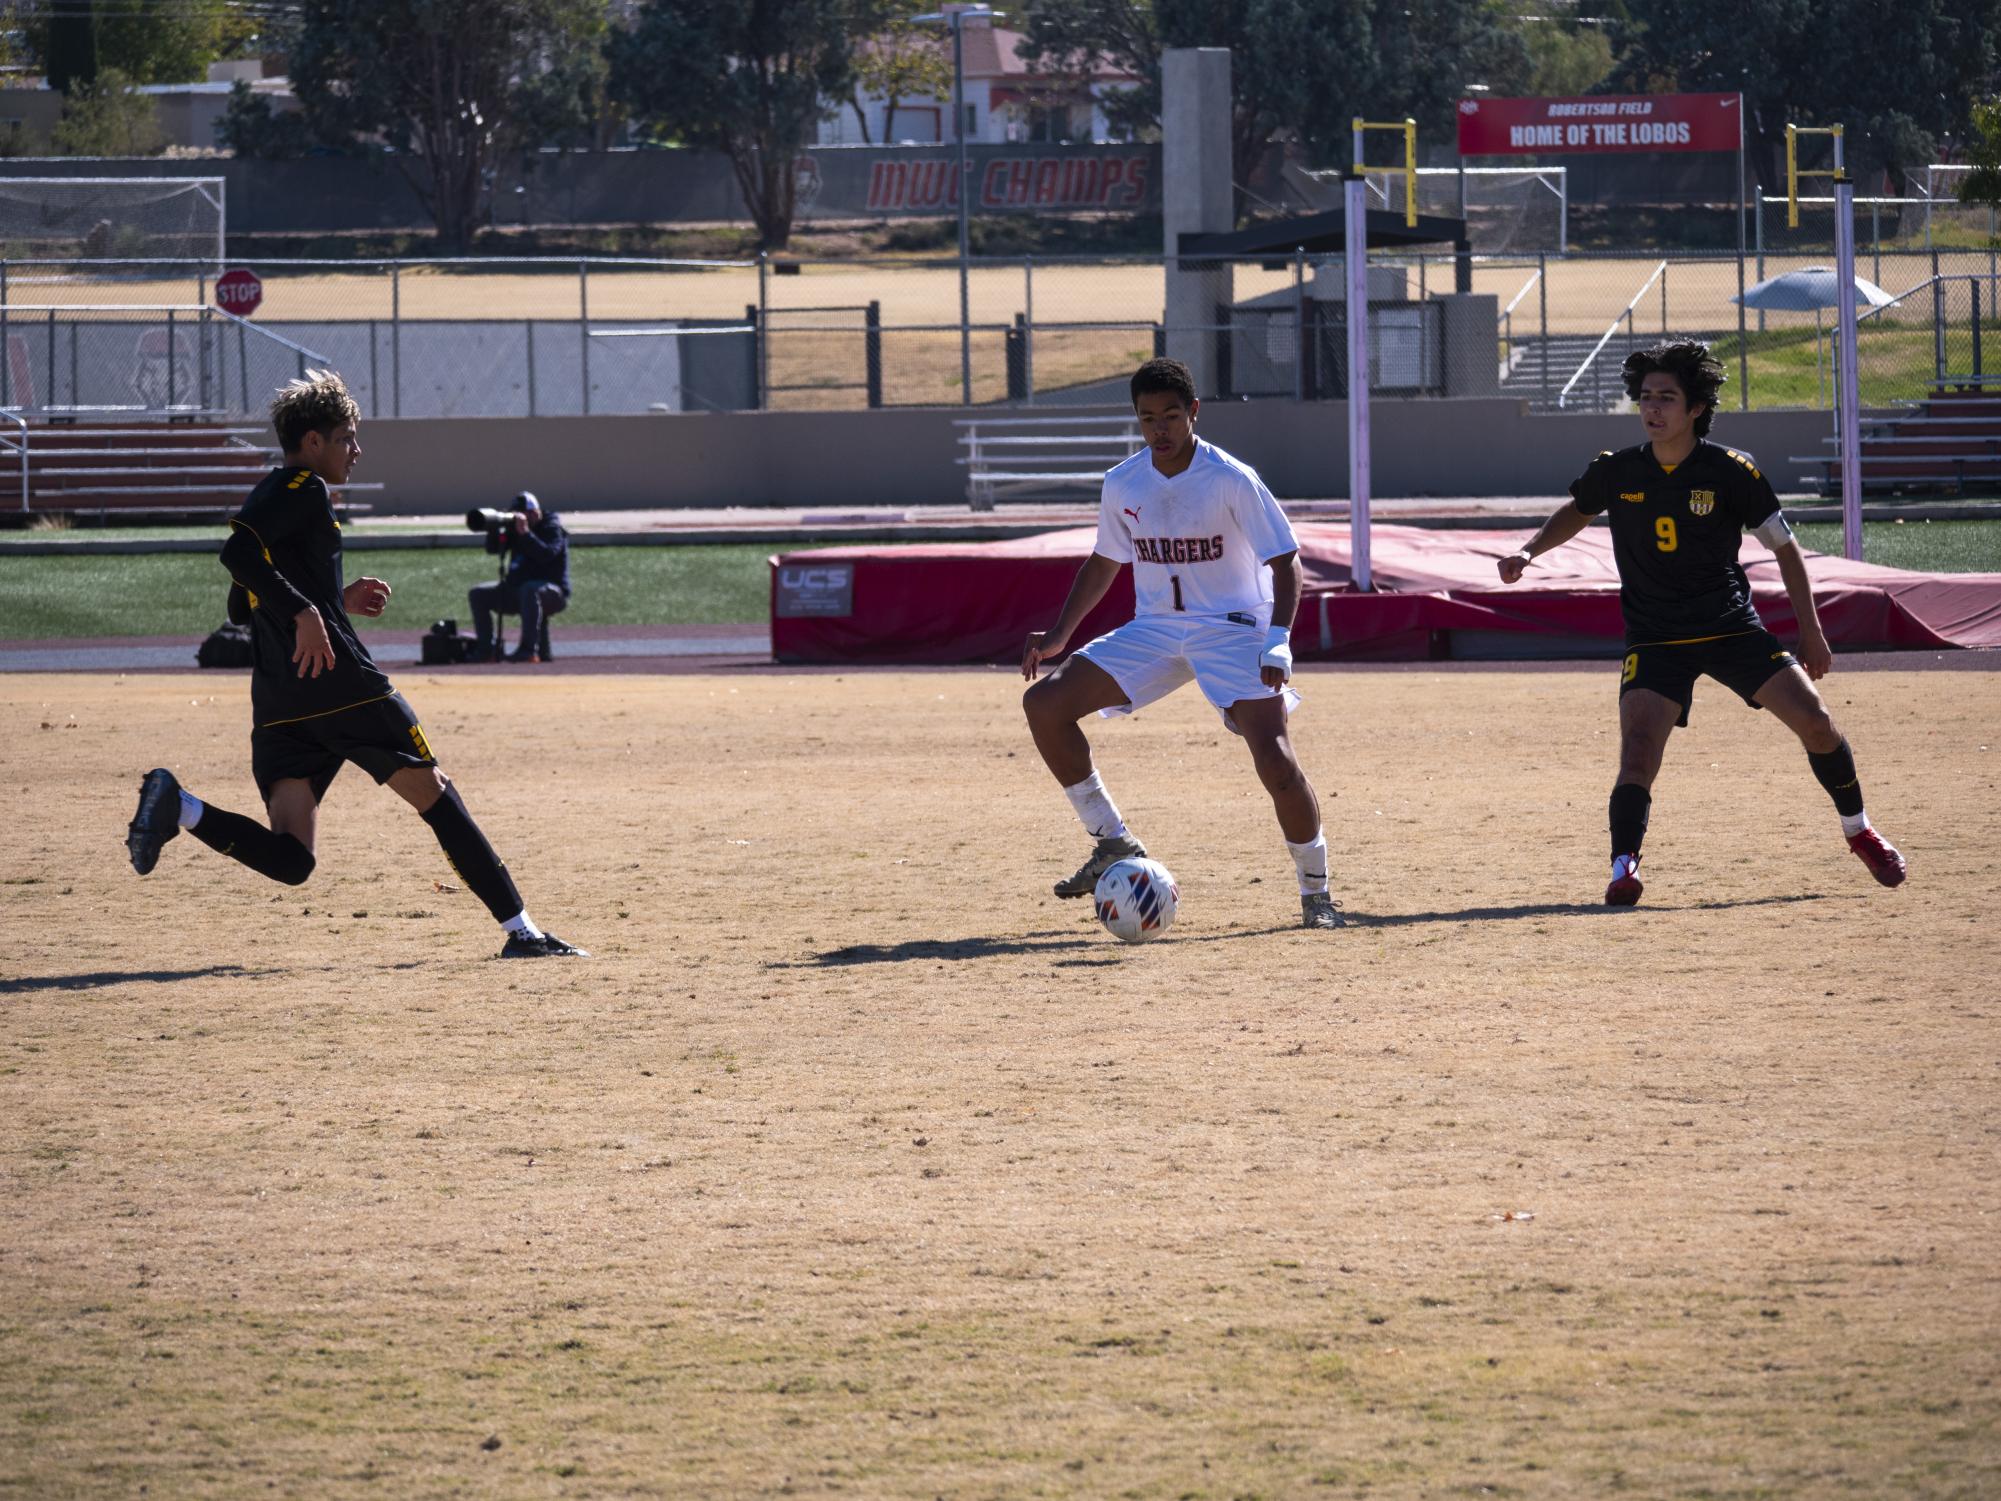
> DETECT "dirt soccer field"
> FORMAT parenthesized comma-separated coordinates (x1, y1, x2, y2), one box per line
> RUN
(3, 666, 1997, 1498)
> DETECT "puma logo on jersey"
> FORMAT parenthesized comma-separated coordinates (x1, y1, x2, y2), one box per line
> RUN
(1123, 506, 1142, 523)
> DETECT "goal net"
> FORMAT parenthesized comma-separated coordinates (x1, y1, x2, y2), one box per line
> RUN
(0, 177, 224, 269)
(1285, 164, 1566, 255)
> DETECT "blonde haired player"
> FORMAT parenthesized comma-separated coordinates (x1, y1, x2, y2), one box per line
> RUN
(1022, 357, 1339, 929)
(124, 371, 584, 958)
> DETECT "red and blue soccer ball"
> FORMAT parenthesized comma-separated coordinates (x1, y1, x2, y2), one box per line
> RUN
(1093, 857, 1180, 944)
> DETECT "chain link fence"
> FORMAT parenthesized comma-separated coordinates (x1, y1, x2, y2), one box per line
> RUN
(3, 244, 1994, 420)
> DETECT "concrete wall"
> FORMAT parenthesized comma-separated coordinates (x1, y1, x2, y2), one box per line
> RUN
(354, 399, 1842, 514)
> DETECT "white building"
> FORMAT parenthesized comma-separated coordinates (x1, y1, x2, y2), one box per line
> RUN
(817, 11, 1140, 147)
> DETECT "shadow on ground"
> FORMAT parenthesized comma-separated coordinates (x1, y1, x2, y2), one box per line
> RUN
(0, 964, 265, 994)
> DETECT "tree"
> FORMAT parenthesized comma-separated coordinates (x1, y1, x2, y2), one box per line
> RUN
(1018, 0, 1529, 217)
(49, 68, 163, 156)
(612, 0, 853, 250)
(1608, 0, 2001, 193)
(28, 0, 242, 88)
(841, 0, 952, 144)
(1958, 99, 2001, 211)
(288, 0, 608, 252)
(42, 2, 99, 94)
(215, 80, 316, 161)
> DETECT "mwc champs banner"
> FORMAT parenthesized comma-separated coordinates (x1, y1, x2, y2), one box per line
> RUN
(793, 143, 1160, 219)
(1457, 93, 1742, 155)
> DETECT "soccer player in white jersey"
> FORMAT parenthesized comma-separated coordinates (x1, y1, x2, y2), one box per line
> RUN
(1021, 357, 1339, 930)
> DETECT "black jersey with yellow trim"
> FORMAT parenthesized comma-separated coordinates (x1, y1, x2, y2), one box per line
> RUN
(1569, 439, 1783, 645)
(221, 465, 394, 728)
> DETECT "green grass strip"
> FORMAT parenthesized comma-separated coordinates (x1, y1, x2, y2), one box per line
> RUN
(1, 526, 1995, 642)
(0, 543, 807, 640)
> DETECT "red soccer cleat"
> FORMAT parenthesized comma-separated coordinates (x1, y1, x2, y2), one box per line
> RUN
(1604, 854, 1643, 907)
(1847, 827, 1907, 888)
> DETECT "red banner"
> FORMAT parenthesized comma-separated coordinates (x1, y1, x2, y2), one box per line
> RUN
(1457, 93, 1742, 155)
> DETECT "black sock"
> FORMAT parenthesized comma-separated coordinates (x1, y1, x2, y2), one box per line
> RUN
(1609, 782, 1651, 858)
(1807, 739, 1866, 817)
(420, 784, 524, 923)
(188, 805, 315, 886)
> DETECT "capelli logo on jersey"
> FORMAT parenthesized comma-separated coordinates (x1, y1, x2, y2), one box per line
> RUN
(1619, 490, 1646, 503)
(1688, 489, 1716, 516)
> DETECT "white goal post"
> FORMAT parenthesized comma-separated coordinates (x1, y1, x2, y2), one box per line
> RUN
(0, 177, 224, 272)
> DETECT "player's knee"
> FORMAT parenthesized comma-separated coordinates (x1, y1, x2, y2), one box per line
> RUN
(1021, 677, 1066, 727)
(1248, 739, 1300, 792)
(1799, 710, 1840, 753)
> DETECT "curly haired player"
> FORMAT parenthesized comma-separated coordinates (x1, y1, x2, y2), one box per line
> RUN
(1498, 338, 1906, 905)
(1022, 357, 1339, 930)
(125, 370, 585, 958)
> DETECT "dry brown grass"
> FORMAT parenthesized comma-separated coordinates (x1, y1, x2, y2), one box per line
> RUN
(2, 666, 1998, 1499)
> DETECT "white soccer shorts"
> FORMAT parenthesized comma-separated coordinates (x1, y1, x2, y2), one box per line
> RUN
(1075, 613, 1302, 734)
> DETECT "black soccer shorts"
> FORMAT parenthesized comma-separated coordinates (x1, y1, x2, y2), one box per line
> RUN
(1617, 628, 1797, 727)
(251, 692, 438, 803)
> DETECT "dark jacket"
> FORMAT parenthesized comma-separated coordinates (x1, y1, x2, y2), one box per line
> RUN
(496, 512, 571, 597)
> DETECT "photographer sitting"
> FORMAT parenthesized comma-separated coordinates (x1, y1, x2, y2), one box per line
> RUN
(467, 492, 571, 664)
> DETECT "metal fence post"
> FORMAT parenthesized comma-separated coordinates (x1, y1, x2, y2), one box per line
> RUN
(864, 301, 882, 409)
(1022, 255, 1034, 405)
(1660, 261, 1668, 335)
(1538, 251, 1549, 403)
(391, 263, 402, 418)
(47, 308, 56, 411)
(526, 320, 537, 416)
(579, 260, 591, 416)
(1933, 275, 1946, 385)
(238, 320, 248, 414)
(1, 293, 8, 408)
(1293, 246, 1307, 402)
(167, 307, 177, 410)
(757, 251, 769, 410)
(1974, 280, 1984, 386)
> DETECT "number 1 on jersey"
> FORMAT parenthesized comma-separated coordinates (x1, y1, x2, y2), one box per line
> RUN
(1170, 575, 1185, 611)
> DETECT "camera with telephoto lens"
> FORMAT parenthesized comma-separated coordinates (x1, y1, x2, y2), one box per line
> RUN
(466, 506, 516, 551)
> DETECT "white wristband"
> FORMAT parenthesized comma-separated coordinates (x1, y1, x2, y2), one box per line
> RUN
(1260, 626, 1293, 676)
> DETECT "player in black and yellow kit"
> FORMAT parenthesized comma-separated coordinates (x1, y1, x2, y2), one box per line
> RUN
(1498, 340, 1906, 905)
(124, 370, 584, 958)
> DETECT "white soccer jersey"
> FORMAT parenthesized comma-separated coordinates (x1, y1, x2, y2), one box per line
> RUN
(1093, 439, 1298, 619)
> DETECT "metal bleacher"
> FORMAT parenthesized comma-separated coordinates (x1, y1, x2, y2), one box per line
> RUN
(1793, 387, 2001, 497)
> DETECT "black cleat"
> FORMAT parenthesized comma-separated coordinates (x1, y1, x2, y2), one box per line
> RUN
(499, 930, 588, 959)
(127, 767, 182, 875)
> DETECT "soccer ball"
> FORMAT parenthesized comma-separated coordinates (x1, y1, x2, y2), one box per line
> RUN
(1093, 857, 1180, 943)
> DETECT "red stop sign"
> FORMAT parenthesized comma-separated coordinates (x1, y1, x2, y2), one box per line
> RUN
(215, 267, 263, 318)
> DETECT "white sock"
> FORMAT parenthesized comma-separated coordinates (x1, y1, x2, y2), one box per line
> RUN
(1611, 853, 1641, 882)
(502, 911, 543, 939)
(177, 790, 204, 830)
(1062, 771, 1128, 840)
(1286, 831, 1329, 895)
(1840, 809, 1871, 839)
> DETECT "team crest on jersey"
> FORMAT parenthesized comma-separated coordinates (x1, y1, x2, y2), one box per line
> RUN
(1688, 489, 1716, 516)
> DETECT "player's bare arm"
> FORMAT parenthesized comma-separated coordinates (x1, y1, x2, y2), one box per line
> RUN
(1261, 550, 1302, 688)
(1769, 541, 1833, 680)
(1022, 552, 1122, 680)
(1497, 502, 1593, 583)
